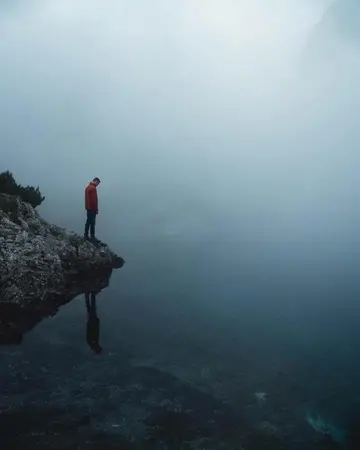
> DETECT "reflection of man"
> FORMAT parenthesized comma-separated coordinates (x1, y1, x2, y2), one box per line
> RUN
(85, 292, 102, 354)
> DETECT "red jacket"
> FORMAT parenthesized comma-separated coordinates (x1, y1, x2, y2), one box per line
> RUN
(85, 182, 98, 212)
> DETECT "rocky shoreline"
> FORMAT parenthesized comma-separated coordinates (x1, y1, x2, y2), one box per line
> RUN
(0, 193, 124, 308)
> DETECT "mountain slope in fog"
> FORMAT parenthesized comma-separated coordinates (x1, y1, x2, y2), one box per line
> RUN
(304, 0, 360, 66)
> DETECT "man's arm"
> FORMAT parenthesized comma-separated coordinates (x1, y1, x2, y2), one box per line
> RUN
(91, 187, 98, 213)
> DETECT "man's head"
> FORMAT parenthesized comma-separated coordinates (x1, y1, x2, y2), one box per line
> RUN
(92, 177, 101, 186)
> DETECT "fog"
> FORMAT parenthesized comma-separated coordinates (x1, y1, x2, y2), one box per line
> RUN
(2, 3, 360, 443)
(1, 0, 359, 257)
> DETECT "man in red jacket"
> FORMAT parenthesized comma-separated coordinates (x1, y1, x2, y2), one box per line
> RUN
(84, 177, 101, 241)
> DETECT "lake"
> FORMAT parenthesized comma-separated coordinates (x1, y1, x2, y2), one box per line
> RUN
(1, 228, 360, 449)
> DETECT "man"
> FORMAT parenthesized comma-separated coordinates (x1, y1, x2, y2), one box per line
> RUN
(84, 177, 101, 242)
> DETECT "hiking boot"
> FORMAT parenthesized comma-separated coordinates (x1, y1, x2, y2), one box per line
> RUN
(91, 236, 101, 243)
(84, 235, 90, 241)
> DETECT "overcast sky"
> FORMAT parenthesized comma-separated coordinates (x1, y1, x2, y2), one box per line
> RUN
(0, 0, 359, 248)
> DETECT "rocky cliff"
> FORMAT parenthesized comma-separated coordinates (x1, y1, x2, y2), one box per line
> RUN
(0, 193, 124, 307)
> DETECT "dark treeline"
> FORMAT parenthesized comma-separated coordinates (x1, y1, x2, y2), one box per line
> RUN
(0, 171, 45, 208)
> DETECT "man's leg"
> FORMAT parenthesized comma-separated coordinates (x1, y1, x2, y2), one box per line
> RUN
(90, 212, 96, 238)
(84, 211, 91, 238)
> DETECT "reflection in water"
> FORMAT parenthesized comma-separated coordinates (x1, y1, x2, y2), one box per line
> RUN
(0, 309, 23, 345)
(1, 251, 356, 448)
(0, 263, 124, 346)
(85, 291, 102, 354)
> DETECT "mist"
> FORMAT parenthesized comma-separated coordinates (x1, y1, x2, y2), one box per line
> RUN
(3, 2, 360, 445)
(1, 0, 359, 256)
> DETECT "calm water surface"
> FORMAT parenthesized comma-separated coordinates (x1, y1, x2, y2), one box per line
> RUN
(1, 232, 360, 449)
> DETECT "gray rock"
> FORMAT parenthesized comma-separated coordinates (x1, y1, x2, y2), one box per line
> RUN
(0, 193, 124, 306)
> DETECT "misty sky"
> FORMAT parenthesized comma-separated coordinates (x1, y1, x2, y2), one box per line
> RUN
(1, 0, 359, 249)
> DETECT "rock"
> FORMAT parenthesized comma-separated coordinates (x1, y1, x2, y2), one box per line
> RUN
(0, 193, 124, 307)
(254, 391, 267, 404)
(306, 413, 346, 444)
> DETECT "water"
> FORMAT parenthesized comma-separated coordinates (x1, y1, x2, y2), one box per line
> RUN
(1, 232, 360, 449)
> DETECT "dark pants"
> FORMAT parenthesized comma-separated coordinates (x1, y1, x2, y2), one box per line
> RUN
(85, 210, 96, 237)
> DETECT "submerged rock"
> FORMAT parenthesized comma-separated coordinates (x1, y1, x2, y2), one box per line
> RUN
(0, 193, 124, 308)
(254, 391, 267, 405)
(306, 412, 346, 444)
